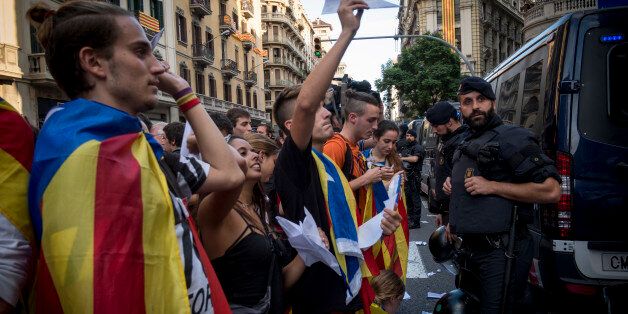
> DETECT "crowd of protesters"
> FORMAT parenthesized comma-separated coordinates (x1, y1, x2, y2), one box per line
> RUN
(1, 0, 560, 313)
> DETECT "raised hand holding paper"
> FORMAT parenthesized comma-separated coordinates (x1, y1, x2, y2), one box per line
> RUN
(358, 173, 402, 248)
(322, 0, 398, 14)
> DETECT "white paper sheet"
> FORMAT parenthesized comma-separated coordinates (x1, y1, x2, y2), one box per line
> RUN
(322, 0, 399, 14)
(427, 292, 446, 299)
(276, 208, 341, 275)
(357, 173, 402, 249)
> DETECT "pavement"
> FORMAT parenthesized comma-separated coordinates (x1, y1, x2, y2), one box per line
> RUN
(398, 198, 455, 314)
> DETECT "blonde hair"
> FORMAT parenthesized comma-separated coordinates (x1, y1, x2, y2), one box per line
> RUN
(371, 270, 405, 306)
(244, 133, 280, 157)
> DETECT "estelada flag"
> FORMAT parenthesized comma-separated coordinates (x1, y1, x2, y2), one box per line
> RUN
(0, 97, 35, 245)
(28, 99, 230, 313)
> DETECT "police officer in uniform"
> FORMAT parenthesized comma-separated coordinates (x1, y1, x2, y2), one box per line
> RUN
(425, 101, 468, 227)
(444, 77, 561, 313)
(399, 129, 425, 228)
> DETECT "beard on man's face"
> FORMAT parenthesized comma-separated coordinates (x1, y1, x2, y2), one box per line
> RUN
(465, 106, 495, 130)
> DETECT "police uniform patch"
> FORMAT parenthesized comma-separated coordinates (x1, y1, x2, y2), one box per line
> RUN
(439, 157, 445, 165)
(465, 168, 474, 178)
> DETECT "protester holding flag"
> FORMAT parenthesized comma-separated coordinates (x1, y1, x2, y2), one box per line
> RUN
(362, 121, 410, 283)
(0, 98, 35, 313)
(26, 1, 244, 313)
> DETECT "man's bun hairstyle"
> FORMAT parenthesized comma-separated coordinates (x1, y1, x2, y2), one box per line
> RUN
(26, 1, 133, 98)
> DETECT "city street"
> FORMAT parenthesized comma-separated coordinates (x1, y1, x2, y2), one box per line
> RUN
(398, 198, 455, 314)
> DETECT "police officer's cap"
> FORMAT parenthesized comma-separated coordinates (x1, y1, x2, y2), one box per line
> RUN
(458, 76, 496, 100)
(407, 129, 417, 138)
(426, 101, 457, 125)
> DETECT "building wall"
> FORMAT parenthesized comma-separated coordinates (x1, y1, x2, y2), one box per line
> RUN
(398, 0, 524, 77)
(261, 0, 315, 124)
(0, 0, 269, 126)
(173, 0, 269, 124)
(522, 0, 598, 42)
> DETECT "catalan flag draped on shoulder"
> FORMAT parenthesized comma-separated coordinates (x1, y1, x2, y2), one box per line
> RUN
(312, 149, 364, 304)
(0, 97, 35, 306)
(28, 98, 230, 314)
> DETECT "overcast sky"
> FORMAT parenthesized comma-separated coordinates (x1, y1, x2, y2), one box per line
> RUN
(302, 1, 401, 87)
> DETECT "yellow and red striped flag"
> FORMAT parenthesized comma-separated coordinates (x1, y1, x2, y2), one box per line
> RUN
(29, 98, 230, 314)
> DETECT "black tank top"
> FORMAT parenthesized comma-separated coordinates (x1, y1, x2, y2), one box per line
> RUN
(212, 209, 274, 309)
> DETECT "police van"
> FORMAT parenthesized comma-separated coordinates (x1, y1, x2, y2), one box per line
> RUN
(484, 6, 627, 311)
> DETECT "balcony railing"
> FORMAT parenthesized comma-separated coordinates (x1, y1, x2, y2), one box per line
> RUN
(192, 43, 214, 68)
(523, 0, 597, 40)
(0, 44, 22, 79)
(260, 13, 305, 44)
(221, 59, 240, 79)
(241, 0, 254, 19)
(198, 95, 269, 122)
(220, 15, 237, 35)
(190, 0, 211, 18)
(244, 71, 257, 87)
(26, 53, 55, 84)
(239, 33, 256, 51)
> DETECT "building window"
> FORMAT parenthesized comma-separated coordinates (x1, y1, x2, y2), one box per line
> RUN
(223, 83, 232, 102)
(128, 0, 143, 11)
(221, 39, 227, 59)
(233, 10, 239, 30)
(195, 72, 205, 95)
(149, 0, 164, 28)
(236, 86, 243, 105)
(246, 90, 251, 107)
(176, 13, 187, 43)
(220, 1, 226, 16)
(275, 69, 281, 81)
(206, 29, 215, 58)
(262, 5, 267, 13)
(180, 63, 190, 85)
(253, 92, 258, 108)
(30, 26, 43, 53)
(209, 74, 217, 97)
(192, 22, 201, 46)
(235, 46, 240, 68)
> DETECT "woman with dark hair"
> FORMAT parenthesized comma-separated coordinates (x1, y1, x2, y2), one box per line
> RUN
(198, 136, 324, 313)
(362, 120, 404, 188)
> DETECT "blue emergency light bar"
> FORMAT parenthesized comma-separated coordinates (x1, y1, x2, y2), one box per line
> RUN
(600, 34, 624, 43)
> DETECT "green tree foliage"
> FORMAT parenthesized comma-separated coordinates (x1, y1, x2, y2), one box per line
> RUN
(376, 33, 461, 118)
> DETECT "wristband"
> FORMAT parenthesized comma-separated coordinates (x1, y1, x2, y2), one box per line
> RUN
(175, 87, 200, 113)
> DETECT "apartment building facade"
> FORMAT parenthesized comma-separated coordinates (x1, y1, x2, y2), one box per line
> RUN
(260, 0, 316, 122)
(398, 0, 524, 76)
(0, 0, 269, 127)
(171, 0, 269, 124)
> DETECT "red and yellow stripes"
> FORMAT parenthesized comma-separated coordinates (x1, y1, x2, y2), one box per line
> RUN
(36, 134, 189, 313)
(0, 99, 35, 244)
(442, 0, 456, 46)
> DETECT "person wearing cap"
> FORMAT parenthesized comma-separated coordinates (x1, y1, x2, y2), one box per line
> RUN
(425, 101, 468, 227)
(444, 77, 561, 313)
(399, 128, 425, 229)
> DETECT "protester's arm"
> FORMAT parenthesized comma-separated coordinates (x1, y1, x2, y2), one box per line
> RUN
(291, 0, 368, 150)
(157, 70, 245, 192)
(0, 214, 31, 312)
(282, 228, 328, 289)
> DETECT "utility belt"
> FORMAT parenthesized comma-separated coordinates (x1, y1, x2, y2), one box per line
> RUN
(457, 223, 527, 252)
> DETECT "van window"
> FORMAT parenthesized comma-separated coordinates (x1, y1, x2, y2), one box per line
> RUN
(578, 26, 628, 147)
(609, 43, 628, 124)
(497, 74, 520, 124)
(520, 60, 543, 130)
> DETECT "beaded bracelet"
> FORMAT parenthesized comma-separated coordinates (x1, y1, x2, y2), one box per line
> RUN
(174, 87, 200, 113)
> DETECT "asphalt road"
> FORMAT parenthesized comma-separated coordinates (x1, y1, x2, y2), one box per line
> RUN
(398, 198, 455, 314)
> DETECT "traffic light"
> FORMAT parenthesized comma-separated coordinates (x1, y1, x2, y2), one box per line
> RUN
(314, 37, 322, 58)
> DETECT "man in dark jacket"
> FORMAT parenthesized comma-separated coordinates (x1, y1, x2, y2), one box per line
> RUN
(399, 129, 425, 228)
